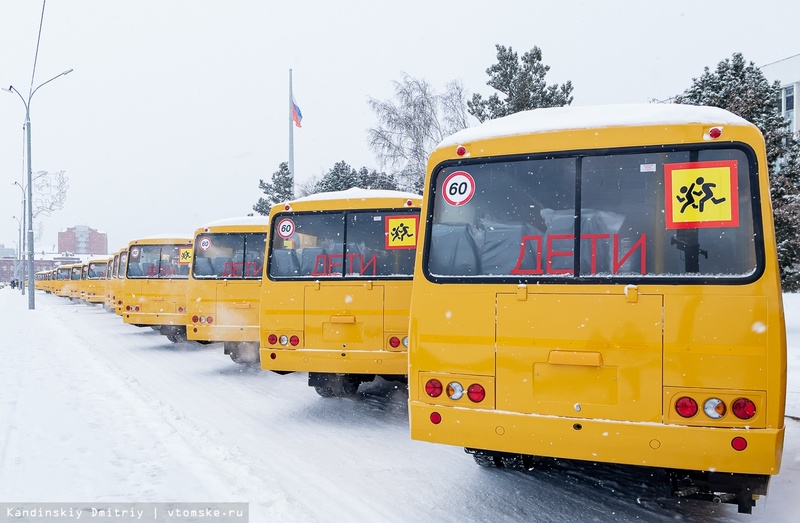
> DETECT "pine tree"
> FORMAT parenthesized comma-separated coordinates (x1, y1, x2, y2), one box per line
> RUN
(674, 52, 800, 290)
(253, 162, 294, 215)
(311, 161, 401, 194)
(468, 45, 573, 123)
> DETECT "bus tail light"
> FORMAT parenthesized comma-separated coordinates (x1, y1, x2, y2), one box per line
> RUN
(731, 437, 748, 451)
(425, 379, 443, 397)
(467, 384, 486, 403)
(279, 335, 289, 346)
(430, 412, 442, 424)
(289, 335, 300, 346)
(675, 396, 698, 418)
(402, 336, 409, 348)
(732, 398, 756, 420)
(389, 336, 401, 348)
(446, 381, 464, 400)
(703, 398, 727, 419)
(268, 334, 278, 345)
(191, 315, 199, 323)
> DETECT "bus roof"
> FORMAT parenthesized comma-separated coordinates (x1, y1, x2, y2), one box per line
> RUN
(438, 103, 754, 148)
(288, 187, 421, 204)
(199, 215, 271, 228)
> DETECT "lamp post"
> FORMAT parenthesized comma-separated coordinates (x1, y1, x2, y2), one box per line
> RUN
(4, 68, 72, 309)
(11, 216, 23, 293)
(12, 181, 25, 295)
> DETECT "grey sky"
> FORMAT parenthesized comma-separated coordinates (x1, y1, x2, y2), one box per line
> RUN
(2, 0, 799, 254)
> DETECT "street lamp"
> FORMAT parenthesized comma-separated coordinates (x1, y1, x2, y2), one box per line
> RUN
(4, 68, 72, 309)
(12, 181, 25, 295)
(11, 215, 23, 294)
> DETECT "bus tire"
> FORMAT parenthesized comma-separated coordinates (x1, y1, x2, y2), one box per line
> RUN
(310, 373, 361, 398)
(226, 342, 260, 365)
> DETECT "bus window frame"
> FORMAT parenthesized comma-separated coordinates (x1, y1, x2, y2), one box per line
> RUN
(423, 142, 766, 286)
(267, 207, 419, 282)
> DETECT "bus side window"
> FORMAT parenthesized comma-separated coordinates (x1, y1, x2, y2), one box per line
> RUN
(429, 223, 481, 276)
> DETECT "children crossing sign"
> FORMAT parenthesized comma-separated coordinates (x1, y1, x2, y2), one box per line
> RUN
(664, 160, 739, 229)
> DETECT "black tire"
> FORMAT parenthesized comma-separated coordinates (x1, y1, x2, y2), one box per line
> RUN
(311, 374, 361, 398)
(472, 453, 502, 468)
(226, 342, 260, 365)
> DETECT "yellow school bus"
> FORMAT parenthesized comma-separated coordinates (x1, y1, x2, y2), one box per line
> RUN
(187, 216, 269, 363)
(64, 263, 84, 300)
(120, 235, 193, 341)
(103, 255, 115, 310)
(113, 248, 128, 315)
(260, 188, 422, 397)
(53, 264, 73, 297)
(83, 257, 110, 304)
(408, 104, 787, 514)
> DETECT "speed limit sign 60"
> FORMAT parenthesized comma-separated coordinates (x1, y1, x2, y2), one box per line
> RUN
(442, 171, 475, 206)
(277, 218, 295, 239)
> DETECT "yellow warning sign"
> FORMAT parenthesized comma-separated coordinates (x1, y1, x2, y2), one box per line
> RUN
(179, 247, 193, 264)
(665, 160, 739, 229)
(385, 215, 418, 250)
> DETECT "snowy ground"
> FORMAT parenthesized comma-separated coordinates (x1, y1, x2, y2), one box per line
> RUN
(0, 288, 797, 523)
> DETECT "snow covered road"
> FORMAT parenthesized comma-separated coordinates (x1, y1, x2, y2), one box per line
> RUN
(1, 289, 798, 522)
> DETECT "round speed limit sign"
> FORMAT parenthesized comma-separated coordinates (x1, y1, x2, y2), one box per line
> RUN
(277, 218, 295, 239)
(442, 171, 475, 206)
(198, 237, 211, 251)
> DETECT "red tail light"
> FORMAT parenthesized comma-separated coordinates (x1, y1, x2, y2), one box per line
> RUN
(731, 437, 748, 451)
(732, 398, 756, 420)
(467, 384, 486, 403)
(268, 334, 278, 345)
(191, 315, 199, 323)
(389, 336, 401, 348)
(430, 412, 442, 424)
(206, 316, 213, 324)
(676, 397, 698, 418)
(425, 379, 443, 397)
(289, 335, 300, 346)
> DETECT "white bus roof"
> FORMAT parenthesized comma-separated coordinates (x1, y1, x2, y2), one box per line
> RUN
(438, 103, 754, 147)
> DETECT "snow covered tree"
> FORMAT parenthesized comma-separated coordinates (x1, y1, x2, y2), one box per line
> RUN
(468, 44, 573, 123)
(311, 161, 401, 194)
(674, 52, 800, 290)
(253, 162, 294, 215)
(368, 74, 471, 194)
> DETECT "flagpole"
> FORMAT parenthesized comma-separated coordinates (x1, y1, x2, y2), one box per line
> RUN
(288, 68, 295, 198)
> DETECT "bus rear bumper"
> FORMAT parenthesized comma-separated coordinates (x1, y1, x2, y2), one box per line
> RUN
(409, 401, 784, 476)
(261, 347, 407, 375)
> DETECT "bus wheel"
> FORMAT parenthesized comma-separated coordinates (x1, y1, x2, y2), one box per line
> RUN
(465, 448, 504, 468)
(226, 342, 260, 365)
(309, 373, 361, 398)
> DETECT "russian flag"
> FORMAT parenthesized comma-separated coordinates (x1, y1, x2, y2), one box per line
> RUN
(291, 96, 303, 128)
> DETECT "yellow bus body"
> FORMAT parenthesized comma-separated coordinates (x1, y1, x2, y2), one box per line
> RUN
(120, 235, 193, 341)
(409, 104, 786, 513)
(113, 248, 128, 316)
(260, 188, 422, 396)
(84, 257, 110, 304)
(186, 216, 269, 364)
(53, 265, 73, 297)
(62, 264, 83, 300)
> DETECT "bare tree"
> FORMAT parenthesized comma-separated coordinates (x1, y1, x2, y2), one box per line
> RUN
(32, 170, 69, 218)
(368, 74, 472, 193)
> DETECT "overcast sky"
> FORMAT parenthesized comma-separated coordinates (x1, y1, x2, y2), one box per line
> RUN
(2, 0, 799, 255)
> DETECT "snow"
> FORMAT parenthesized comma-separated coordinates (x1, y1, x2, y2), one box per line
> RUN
(0, 288, 798, 522)
(198, 216, 271, 229)
(438, 104, 755, 148)
(287, 187, 421, 204)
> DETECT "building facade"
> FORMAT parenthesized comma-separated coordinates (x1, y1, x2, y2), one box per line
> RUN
(58, 225, 108, 255)
(760, 54, 799, 135)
